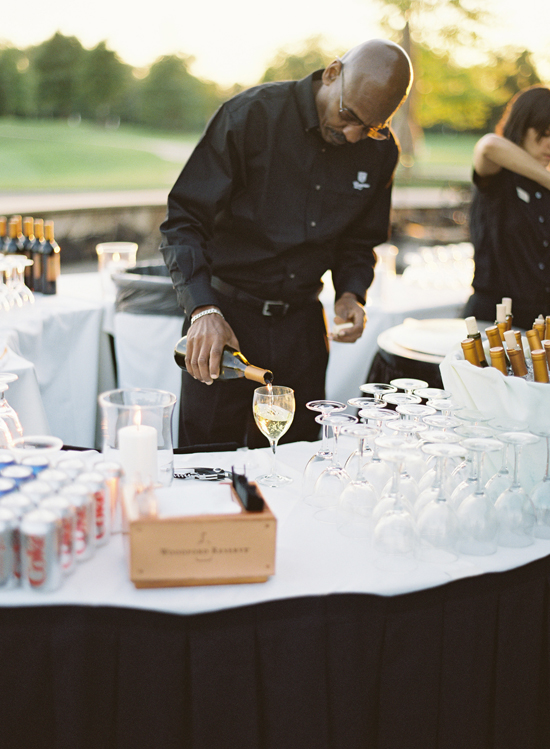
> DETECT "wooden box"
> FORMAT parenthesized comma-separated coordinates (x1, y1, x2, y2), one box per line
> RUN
(123, 483, 276, 589)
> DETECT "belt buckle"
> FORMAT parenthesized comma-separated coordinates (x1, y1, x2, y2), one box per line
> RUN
(262, 300, 289, 316)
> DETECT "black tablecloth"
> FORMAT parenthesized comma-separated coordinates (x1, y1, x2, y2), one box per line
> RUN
(2, 553, 550, 749)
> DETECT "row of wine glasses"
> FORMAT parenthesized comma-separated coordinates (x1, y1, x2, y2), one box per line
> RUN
(0, 255, 34, 310)
(300, 380, 550, 569)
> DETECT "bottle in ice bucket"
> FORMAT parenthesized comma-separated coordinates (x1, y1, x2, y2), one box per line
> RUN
(464, 316, 488, 367)
(174, 336, 273, 384)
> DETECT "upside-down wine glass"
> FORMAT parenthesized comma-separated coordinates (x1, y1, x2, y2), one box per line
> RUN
(530, 427, 550, 539)
(302, 400, 346, 496)
(484, 417, 528, 503)
(253, 385, 295, 487)
(311, 413, 357, 514)
(345, 397, 384, 478)
(390, 377, 429, 395)
(450, 425, 494, 503)
(495, 431, 539, 547)
(359, 382, 397, 404)
(456, 437, 504, 556)
(357, 407, 399, 496)
(414, 387, 453, 401)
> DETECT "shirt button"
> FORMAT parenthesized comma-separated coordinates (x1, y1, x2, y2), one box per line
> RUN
(544, 241, 549, 247)
(315, 184, 321, 190)
(310, 221, 317, 227)
(539, 216, 545, 223)
(289, 273, 296, 279)
(321, 148, 326, 153)
(540, 263, 546, 270)
(536, 192, 542, 199)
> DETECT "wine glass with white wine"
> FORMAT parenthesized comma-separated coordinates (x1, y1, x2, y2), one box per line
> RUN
(253, 386, 295, 487)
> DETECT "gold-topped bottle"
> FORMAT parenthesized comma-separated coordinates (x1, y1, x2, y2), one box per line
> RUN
(174, 336, 273, 384)
(40, 220, 60, 295)
(531, 350, 549, 383)
(526, 328, 543, 354)
(546, 316, 550, 341)
(21, 217, 35, 291)
(504, 329, 528, 373)
(461, 338, 481, 367)
(465, 317, 488, 367)
(31, 219, 44, 293)
(0, 216, 7, 252)
(489, 346, 508, 375)
(502, 297, 513, 330)
(508, 348, 529, 378)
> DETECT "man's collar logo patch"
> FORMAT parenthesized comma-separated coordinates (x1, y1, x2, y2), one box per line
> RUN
(353, 171, 370, 191)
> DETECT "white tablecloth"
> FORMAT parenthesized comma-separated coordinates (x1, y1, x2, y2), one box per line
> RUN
(1, 441, 549, 616)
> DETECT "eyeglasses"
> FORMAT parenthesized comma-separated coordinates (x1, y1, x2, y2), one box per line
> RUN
(337, 58, 390, 141)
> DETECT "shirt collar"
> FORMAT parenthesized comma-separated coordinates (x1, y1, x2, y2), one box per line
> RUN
(294, 69, 323, 132)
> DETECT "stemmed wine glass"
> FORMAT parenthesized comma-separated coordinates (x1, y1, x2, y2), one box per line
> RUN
(357, 407, 399, 496)
(382, 392, 422, 407)
(302, 400, 346, 496)
(359, 382, 397, 404)
(311, 413, 358, 515)
(414, 387, 453, 401)
(6, 256, 34, 305)
(450, 425, 494, 503)
(530, 427, 550, 539)
(495, 431, 539, 547)
(253, 385, 295, 487)
(390, 377, 429, 394)
(484, 417, 528, 503)
(416, 442, 465, 563)
(456, 437, 504, 556)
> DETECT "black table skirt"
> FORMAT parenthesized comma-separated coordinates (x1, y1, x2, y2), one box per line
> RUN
(2, 553, 550, 749)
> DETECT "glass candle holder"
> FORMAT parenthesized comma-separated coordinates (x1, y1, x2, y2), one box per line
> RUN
(98, 388, 176, 487)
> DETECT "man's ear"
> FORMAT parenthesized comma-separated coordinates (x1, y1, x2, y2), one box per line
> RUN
(321, 58, 342, 86)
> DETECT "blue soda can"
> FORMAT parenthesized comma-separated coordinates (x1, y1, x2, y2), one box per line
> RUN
(1, 465, 34, 486)
(0, 451, 15, 470)
(21, 455, 50, 476)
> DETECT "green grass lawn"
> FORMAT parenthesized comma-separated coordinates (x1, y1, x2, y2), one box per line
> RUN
(0, 118, 478, 192)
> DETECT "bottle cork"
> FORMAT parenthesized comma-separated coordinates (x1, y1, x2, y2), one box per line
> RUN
(503, 330, 518, 350)
(495, 303, 507, 324)
(461, 339, 481, 367)
(489, 347, 508, 375)
(502, 297, 512, 316)
(465, 316, 479, 336)
(531, 350, 549, 383)
(508, 348, 528, 378)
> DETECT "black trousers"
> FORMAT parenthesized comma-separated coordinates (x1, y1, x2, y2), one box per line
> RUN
(178, 298, 329, 448)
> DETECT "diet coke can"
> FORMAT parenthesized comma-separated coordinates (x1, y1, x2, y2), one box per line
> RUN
(93, 461, 123, 533)
(20, 508, 62, 592)
(0, 493, 35, 581)
(60, 484, 95, 561)
(0, 506, 17, 589)
(76, 471, 110, 546)
(55, 457, 85, 481)
(40, 496, 76, 575)
(20, 479, 54, 506)
(39, 468, 71, 492)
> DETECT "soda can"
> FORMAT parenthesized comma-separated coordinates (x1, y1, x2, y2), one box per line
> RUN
(0, 451, 15, 469)
(55, 458, 85, 481)
(39, 468, 71, 492)
(0, 493, 35, 581)
(93, 461, 123, 534)
(19, 479, 54, 506)
(21, 454, 50, 476)
(40, 496, 76, 575)
(20, 508, 62, 592)
(0, 506, 17, 589)
(60, 484, 95, 561)
(0, 477, 17, 497)
(1, 465, 34, 486)
(76, 471, 110, 546)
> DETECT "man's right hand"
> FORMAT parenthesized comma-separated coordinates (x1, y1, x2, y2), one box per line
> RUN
(185, 308, 240, 384)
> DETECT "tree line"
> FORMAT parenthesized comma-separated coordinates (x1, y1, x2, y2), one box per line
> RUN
(0, 31, 543, 134)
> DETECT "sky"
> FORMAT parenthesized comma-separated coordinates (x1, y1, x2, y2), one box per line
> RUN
(1, 0, 549, 87)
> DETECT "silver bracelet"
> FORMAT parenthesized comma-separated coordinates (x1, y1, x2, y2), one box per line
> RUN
(190, 307, 225, 325)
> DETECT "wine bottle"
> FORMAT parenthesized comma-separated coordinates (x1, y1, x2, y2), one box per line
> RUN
(502, 297, 513, 330)
(40, 220, 60, 295)
(0, 216, 7, 252)
(546, 317, 550, 342)
(485, 325, 510, 365)
(489, 346, 508, 375)
(531, 350, 549, 383)
(31, 219, 45, 293)
(543, 340, 550, 369)
(526, 329, 543, 354)
(508, 349, 530, 379)
(504, 329, 529, 375)
(533, 318, 546, 344)
(21, 217, 35, 291)
(465, 316, 488, 367)
(461, 339, 481, 367)
(4, 217, 23, 254)
(174, 336, 273, 384)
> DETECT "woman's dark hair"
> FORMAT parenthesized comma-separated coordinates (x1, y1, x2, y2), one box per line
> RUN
(496, 85, 550, 145)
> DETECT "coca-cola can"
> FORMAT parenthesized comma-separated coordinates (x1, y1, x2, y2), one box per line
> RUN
(0, 493, 35, 581)
(1, 465, 34, 486)
(21, 454, 50, 476)
(0, 506, 17, 589)
(0, 450, 15, 469)
(40, 496, 76, 575)
(39, 468, 71, 492)
(93, 461, 123, 533)
(60, 484, 95, 561)
(55, 457, 85, 481)
(76, 471, 110, 546)
(20, 508, 62, 592)
(20, 479, 54, 506)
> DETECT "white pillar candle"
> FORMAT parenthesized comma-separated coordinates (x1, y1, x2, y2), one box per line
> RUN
(118, 424, 157, 485)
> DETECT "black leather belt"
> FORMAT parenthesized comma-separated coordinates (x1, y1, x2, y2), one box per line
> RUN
(211, 276, 318, 317)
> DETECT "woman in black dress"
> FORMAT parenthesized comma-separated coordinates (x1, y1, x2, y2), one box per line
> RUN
(464, 86, 550, 329)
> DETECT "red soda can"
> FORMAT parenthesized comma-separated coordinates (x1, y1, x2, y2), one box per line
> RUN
(20, 479, 54, 506)
(40, 496, 76, 575)
(20, 508, 62, 592)
(60, 484, 95, 561)
(76, 471, 110, 546)
(55, 458, 85, 481)
(38, 468, 71, 492)
(0, 494, 35, 580)
(0, 506, 17, 589)
(93, 461, 123, 533)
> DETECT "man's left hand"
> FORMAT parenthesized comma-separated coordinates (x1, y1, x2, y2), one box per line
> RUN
(332, 292, 366, 342)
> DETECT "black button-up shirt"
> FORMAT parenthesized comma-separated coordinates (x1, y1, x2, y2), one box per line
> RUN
(160, 70, 399, 315)
(470, 167, 550, 313)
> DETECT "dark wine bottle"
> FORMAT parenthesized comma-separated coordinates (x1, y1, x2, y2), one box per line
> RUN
(174, 336, 273, 384)
(0, 216, 7, 252)
(4, 217, 23, 254)
(21, 217, 35, 291)
(31, 219, 45, 293)
(40, 220, 60, 295)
